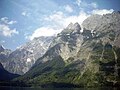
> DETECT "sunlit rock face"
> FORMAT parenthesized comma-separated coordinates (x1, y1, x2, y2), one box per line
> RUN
(82, 11, 120, 47)
(45, 22, 83, 63)
(4, 36, 54, 75)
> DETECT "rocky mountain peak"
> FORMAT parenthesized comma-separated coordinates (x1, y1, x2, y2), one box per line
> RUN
(66, 22, 74, 29)
(61, 22, 81, 35)
(66, 22, 81, 31)
(72, 22, 81, 33)
(73, 22, 81, 29)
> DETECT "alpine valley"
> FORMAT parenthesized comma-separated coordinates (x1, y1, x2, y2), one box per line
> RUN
(1, 11, 120, 87)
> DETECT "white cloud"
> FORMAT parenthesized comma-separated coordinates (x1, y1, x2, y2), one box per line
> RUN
(8, 21, 17, 24)
(75, 0, 98, 9)
(0, 17, 17, 25)
(64, 11, 90, 26)
(1, 17, 8, 23)
(44, 11, 66, 30)
(45, 11, 89, 28)
(64, 5, 73, 13)
(0, 17, 18, 37)
(92, 9, 114, 15)
(0, 24, 19, 37)
(28, 27, 61, 40)
(22, 11, 27, 16)
(21, 11, 30, 17)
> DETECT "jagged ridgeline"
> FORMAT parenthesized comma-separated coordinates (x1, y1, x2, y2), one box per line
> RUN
(16, 11, 120, 87)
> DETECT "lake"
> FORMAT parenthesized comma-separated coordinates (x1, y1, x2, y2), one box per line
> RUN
(0, 87, 120, 90)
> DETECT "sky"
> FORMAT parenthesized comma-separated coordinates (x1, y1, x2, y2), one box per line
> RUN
(0, 0, 120, 50)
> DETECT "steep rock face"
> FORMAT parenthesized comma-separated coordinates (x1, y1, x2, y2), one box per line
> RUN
(37, 22, 83, 64)
(82, 14, 102, 31)
(4, 36, 54, 75)
(17, 12, 120, 87)
(82, 11, 120, 47)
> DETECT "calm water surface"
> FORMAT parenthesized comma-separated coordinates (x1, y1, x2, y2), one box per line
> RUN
(0, 87, 120, 90)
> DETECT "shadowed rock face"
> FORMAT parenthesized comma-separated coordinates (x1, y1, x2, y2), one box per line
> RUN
(0, 63, 19, 81)
(0, 63, 3, 69)
(0, 45, 4, 52)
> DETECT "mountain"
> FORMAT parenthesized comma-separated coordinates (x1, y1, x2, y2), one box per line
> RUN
(0, 45, 11, 67)
(16, 11, 120, 87)
(3, 36, 54, 75)
(0, 63, 19, 81)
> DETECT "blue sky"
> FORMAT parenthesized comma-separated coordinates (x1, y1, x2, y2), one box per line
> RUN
(0, 0, 120, 50)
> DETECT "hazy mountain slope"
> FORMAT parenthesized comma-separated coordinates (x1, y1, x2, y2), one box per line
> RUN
(16, 12, 120, 87)
(4, 36, 54, 75)
(0, 45, 11, 68)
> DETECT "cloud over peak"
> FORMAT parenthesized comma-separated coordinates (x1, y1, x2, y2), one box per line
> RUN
(28, 27, 61, 40)
(27, 10, 89, 40)
(92, 9, 114, 15)
(28, 8, 114, 40)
